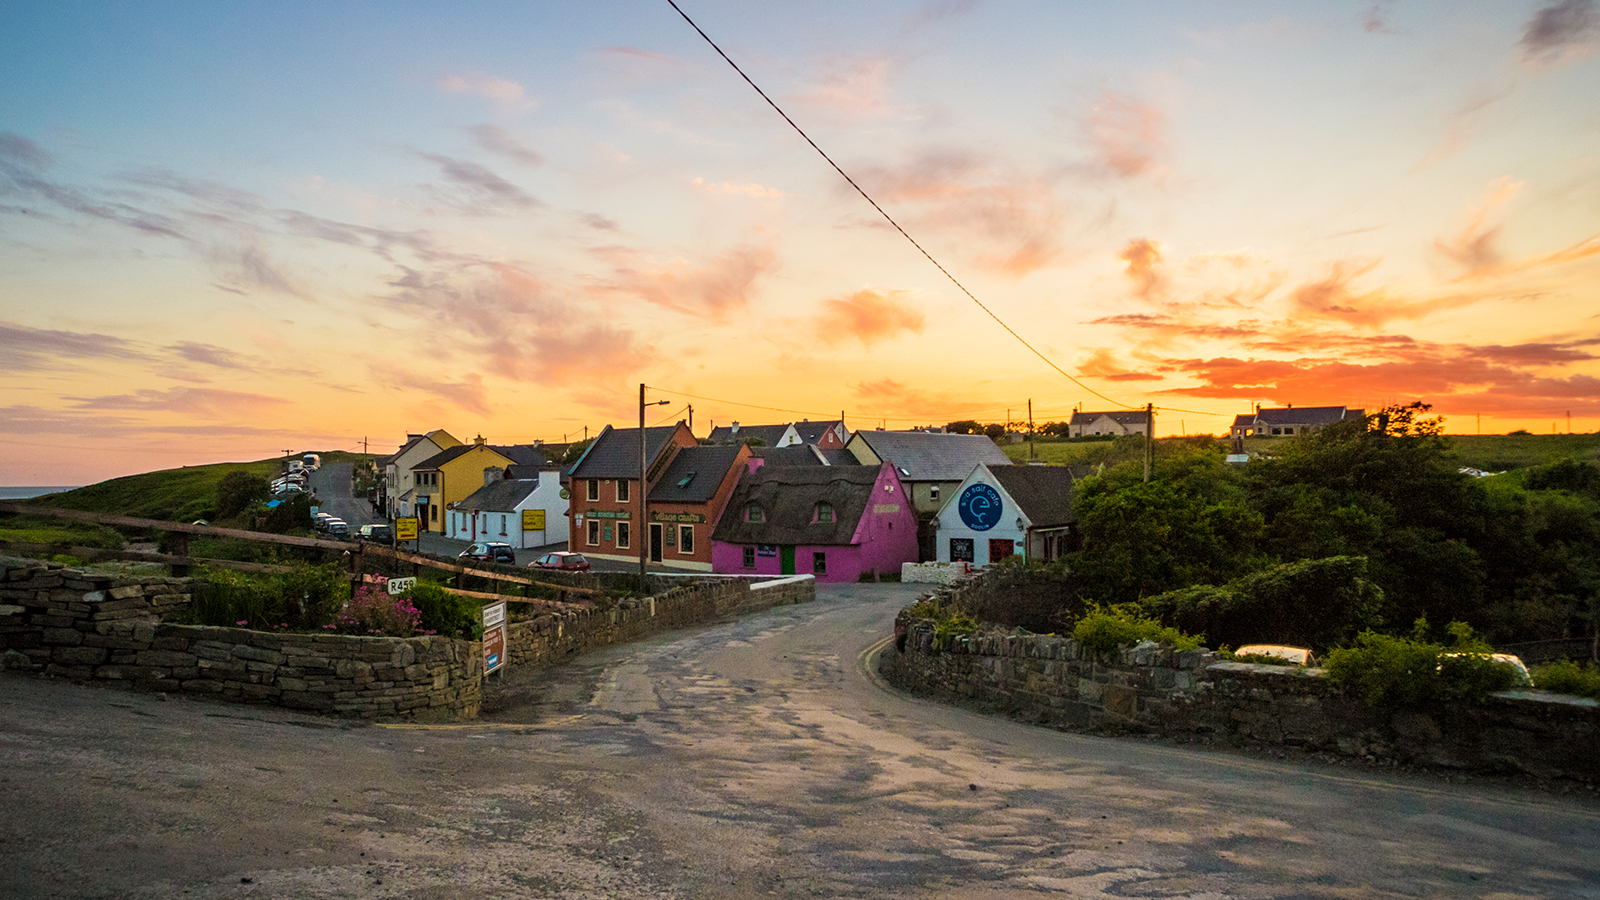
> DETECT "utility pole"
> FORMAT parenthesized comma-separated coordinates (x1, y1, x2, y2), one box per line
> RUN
(639, 384, 647, 586)
(1028, 399, 1035, 460)
(1143, 404, 1154, 483)
(688, 404, 694, 434)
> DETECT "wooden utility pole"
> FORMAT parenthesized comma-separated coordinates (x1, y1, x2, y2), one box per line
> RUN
(1143, 403, 1155, 483)
(639, 383, 647, 586)
(1028, 398, 1035, 460)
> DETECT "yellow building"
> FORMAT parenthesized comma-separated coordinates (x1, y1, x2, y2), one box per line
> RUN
(412, 436, 516, 533)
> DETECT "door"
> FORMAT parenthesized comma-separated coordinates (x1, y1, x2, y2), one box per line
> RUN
(649, 523, 664, 563)
(780, 546, 796, 575)
(988, 538, 1014, 564)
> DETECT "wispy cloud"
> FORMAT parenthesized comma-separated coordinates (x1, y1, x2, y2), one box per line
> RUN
(813, 289, 926, 345)
(1077, 348, 1161, 382)
(69, 387, 290, 417)
(598, 244, 778, 319)
(692, 177, 785, 199)
(1521, 0, 1599, 66)
(469, 125, 545, 166)
(396, 372, 492, 415)
(1434, 177, 1521, 276)
(439, 73, 537, 110)
(0, 322, 150, 371)
(1119, 238, 1165, 300)
(790, 56, 898, 120)
(416, 151, 540, 214)
(1081, 92, 1168, 179)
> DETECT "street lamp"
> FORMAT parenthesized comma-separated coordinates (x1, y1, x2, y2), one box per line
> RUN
(640, 384, 671, 586)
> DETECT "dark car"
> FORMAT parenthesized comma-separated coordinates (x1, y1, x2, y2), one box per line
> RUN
(359, 524, 394, 542)
(459, 541, 515, 563)
(530, 551, 591, 573)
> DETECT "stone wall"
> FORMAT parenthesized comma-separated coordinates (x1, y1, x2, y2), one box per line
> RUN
(507, 574, 814, 669)
(884, 584, 1599, 782)
(0, 558, 482, 720)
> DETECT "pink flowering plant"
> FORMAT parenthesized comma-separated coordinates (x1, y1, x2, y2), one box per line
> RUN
(328, 584, 423, 637)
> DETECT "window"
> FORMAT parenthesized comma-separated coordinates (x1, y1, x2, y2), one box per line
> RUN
(813, 502, 835, 524)
(929, 484, 940, 502)
(678, 524, 694, 555)
(587, 519, 600, 545)
(950, 538, 974, 562)
(745, 502, 765, 523)
(616, 521, 631, 549)
(742, 546, 755, 568)
(587, 479, 600, 501)
(616, 480, 630, 503)
(500, 514, 507, 534)
(812, 551, 827, 575)
(431, 505, 438, 522)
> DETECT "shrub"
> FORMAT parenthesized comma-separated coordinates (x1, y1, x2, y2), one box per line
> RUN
(1324, 620, 1517, 709)
(1140, 556, 1384, 652)
(190, 562, 349, 631)
(330, 584, 422, 637)
(215, 470, 269, 520)
(1073, 602, 1203, 655)
(1530, 660, 1600, 699)
(404, 581, 482, 640)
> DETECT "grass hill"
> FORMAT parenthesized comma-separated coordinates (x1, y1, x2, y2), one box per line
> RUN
(1000, 432, 1600, 471)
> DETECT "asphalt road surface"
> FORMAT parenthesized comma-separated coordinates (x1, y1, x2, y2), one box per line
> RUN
(306, 462, 374, 532)
(4, 583, 1596, 899)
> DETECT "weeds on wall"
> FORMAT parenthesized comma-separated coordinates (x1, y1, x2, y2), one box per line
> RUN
(1530, 660, 1600, 700)
(1073, 602, 1204, 656)
(1324, 620, 1518, 709)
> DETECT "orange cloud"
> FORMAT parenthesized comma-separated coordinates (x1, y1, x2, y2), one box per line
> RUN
(814, 289, 926, 345)
(790, 56, 895, 119)
(601, 244, 779, 319)
(1119, 238, 1164, 299)
(1435, 178, 1521, 275)
(396, 372, 491, 415)
(1082, 92, 1168, 179)
(1077, 348, 1162, 382)
(70, 387, 290, 418)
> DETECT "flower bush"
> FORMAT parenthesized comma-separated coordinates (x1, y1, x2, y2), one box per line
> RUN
(329, 584, 424, 637)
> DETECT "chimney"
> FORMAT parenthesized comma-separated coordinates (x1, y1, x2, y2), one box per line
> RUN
(473, 434, 486, 446)
(730, 421, 740, 435)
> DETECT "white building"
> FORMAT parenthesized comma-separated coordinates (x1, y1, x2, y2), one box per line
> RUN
(446, 469, 569, 548)
(935, 463, 1079, 567)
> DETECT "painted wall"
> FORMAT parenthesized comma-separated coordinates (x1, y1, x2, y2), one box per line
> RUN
(445, 472, 569, 548)
(428, 444, 514, 532)
(935, 467, 1026, 566)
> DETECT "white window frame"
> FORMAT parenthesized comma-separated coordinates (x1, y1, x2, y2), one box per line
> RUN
(616, 479, 630, 503)
(586, 479, 599, 501)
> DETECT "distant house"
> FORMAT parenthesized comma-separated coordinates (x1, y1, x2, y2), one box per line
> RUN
(1068, 410, 1150, 438)
(414, 437, 520, 533)
(790, 419, 850, 449)
(644, 444, 752, 571)
(711, 461, 918, 582)
(1230, 405, 1365, 439)
(447, 466, 569, 548)
(382, 429, 460, 519)
(935, 463, 1079, 567)
(843, 430, 1012, 515)
(566, 423, 699, 566)
(708, 422, 801, 448)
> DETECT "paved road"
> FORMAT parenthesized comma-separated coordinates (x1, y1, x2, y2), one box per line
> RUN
(7, 584, 1593, 899)
(306, 462, 374, 531)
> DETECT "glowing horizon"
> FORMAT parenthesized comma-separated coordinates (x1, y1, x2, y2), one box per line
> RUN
(3, 1, 1598, 484)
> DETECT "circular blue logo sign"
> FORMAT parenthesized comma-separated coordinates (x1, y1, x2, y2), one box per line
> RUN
(958, 482, 1003, 531)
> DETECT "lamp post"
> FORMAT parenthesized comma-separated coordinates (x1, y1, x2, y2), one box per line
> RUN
(640, 384, 671, 586)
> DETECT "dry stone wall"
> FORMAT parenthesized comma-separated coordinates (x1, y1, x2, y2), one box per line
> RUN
(884, 577, 1599, 783)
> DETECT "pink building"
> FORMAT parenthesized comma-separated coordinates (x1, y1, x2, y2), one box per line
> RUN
(710, 461, 918, 582)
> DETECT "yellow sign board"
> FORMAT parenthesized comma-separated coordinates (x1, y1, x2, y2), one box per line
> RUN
(396, 517, 419, 540)
(522, 509, 546, 530)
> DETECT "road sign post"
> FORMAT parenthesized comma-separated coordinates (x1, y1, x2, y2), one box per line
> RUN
(482, 601, 507, 676)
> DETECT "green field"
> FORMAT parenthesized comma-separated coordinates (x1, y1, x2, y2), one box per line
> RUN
(1001, 432, 1600, 472)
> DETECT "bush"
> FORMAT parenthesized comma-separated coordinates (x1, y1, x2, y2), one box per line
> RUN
(190, 563, 349, 631)
(1073, 602, 1203, 655)
(1530, 660, 1600, 699)
(215, 470, 269, 520)
(1140, 556, 1384, 652)
(405, 581, 482, 640)
(1324, 620, 1517, 709)
(330, 584, 422, 637)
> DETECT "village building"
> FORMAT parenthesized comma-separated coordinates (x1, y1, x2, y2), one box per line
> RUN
(791, 418, 850, 449)
(1068, 410, 1151, 438)
(842, 430, 1012, 515)
(935, 463, 1079, 567)
(707, 422, 801, 448)
(413, 437, 546, 533)
(565, 423, 699, 566)
(1230, 405, 1365, 438)
(643, 444, 752, 571)
(446, 466, 569, 548)
(382, 429, 460, 519)
(710, 461, 918, 582)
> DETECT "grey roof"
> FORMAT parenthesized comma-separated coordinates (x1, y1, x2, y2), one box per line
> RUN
(1070, 410, 1149, 426)
(852, 430, 1011, 481)
(492, 444, 552, 466)
(708, 423, 792, 446)
(712, 465, 883, 546)
(649, 445, 746, 503)
(792, 419, 846, 444)
(504, 463, 564, 482)
(817, 448, 859, 466)
(989, 465, 1078, 528)
(1244, 406, 1363, 427)
(753, 446, 826, 467)
(455, 479, 541, 513)
(414, 444, 481, 471)
(569, 425, 684, 479)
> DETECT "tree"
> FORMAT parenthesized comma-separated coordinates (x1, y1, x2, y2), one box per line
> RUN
(215, 470, 269, 520)
(945, 420, 981, 435)
(983, 423, 1006, 440)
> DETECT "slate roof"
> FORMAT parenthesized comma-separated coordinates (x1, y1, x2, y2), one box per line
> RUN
(712, 465, 884, 546)
(568, 425, 685, 479)
(1235, 406, 1363, 430)
(816, 448, 859, 467)
(792, 419, 846, 444)
(1070, 410, 1149, 426)
(989, 465, 1078, 528)
(504, 463, 565, 482)
(414, 444, 491, 471)
(753, 446, 827, 467)
(851, 431, 1011, 481)
(649, 445, 746, 503)
(492, 444, 552, 466)
(708, 423, 792, 447)
(455, 479, 541, 513)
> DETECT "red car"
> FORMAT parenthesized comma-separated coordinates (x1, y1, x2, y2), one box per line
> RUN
(530, 551, 591, 573)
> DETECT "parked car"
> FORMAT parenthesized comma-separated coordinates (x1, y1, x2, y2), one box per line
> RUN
(359, 524, 394, 542)
(325, 519, 349, 538)
(459, 541, 515, 563)
(530, 551, 591, 573)
(1234, 645, 1316, 666)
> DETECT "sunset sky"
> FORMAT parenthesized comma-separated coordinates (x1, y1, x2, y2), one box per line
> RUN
(3, 1, 1599, 484)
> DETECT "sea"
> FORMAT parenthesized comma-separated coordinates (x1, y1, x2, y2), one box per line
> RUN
(0, 486, 82, 500)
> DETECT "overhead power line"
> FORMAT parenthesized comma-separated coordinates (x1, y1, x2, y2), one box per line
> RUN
(664, 0, 1138, 412)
